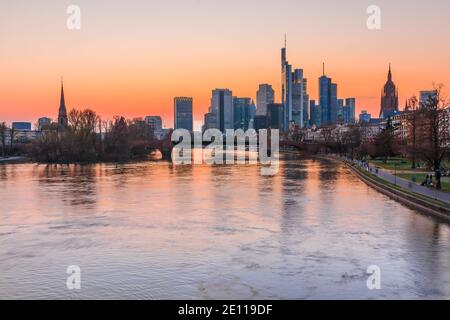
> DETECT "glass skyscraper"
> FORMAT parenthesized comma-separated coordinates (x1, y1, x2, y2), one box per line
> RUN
(174, 97, 193, 131)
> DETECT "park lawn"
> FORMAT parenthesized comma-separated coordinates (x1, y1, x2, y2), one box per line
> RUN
(368, 158, 415, 171)
(396, 173, 450, 194)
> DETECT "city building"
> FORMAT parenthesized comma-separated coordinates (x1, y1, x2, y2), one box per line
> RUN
(174, 97, 193, 131)
(58, 80, 68, 129)
(419, 90, 438, 107)
(203, 112, 217, 132)
(210, 89, 233, 132)
(145, 116, 163, 132)
(360, 119, 383, 143)
(302, 79, 309, 128)
(359, 110, 371, 123)
(267, 103, 283, 129)
(12, 122, 31, 131)
(345, 98, 356, 123)
(318, 64, 338, 126)
(253, 115, 268, 132)
(337, 99, 344, 124)
(233, 97, 252, 131)
(281, 39, 309, 130)
(38, 117, 52, 130)
(380, 64, 399, 118)
(145, 116, 167, 140)
(292, 69, 308, 128)
(281, 40, 293, 131)
(310, 100, 321, 127)
(256, 84, 274, 116)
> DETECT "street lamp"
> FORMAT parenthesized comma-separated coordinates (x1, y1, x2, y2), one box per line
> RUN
(394, 163, 397, 186)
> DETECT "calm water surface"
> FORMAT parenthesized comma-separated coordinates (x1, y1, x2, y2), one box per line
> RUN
(1, 156, 449, 299)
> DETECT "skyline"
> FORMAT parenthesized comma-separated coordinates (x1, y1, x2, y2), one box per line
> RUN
(1, 0, 450, 128)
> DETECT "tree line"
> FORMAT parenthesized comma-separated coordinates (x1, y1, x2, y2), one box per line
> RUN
(32, 109, 160, 163)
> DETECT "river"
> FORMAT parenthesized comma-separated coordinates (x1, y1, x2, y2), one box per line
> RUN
(0, 156, 449, 299)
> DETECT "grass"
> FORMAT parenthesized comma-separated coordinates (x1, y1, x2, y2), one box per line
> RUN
(368, 157, 416, 171)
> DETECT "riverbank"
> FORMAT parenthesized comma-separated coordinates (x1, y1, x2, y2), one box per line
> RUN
(0, 156, 30, 164)
(339, 158, 450, 222)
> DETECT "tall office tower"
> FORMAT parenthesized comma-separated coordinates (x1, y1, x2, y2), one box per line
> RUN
(174, 97, 193, 131)
(342, 105, 350, 124)
(281, 40, 293, 131)
(302, 79, 309, 128)
(337, 99, 344, 123)
(233, 97, 252, 131)
(292, 69, 304, 128)
(267, 103, 283, 129)
(310, 100, 321, 127)
(330, 83, 338, 125)
(380, 64, 399, 118)
(211, 89, 233, 132)
(319, 74, 331, 125)
(345, 98, 356, 123)
(58, 80, 68, 129)
(256, 84, 275, 116)
(319, 65, 338, 126)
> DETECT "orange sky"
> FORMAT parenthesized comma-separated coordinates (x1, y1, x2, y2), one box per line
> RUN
(1, 0, 449, 129)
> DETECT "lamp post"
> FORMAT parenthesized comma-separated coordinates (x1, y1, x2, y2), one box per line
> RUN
(394, 163, 397, 186)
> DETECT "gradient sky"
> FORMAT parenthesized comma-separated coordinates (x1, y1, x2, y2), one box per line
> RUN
(1, 0, 449, 129)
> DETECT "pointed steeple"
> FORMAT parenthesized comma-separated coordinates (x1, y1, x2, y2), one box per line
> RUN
(60, 78, 66, 110)
(58, 79, 68, 129)
(388, 63, 392, 81)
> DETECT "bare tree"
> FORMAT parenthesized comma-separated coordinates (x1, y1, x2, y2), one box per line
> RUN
(415, 85, 450, 189)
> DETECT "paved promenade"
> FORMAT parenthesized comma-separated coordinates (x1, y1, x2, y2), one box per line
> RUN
(351, 159, 450, 204)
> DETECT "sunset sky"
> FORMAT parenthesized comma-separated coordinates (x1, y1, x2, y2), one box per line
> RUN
(1, 0, 449, 129)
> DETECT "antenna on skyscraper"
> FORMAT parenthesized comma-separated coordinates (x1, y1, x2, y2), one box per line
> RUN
(284, 33, 287, 49)
(323, 62, 325, 76)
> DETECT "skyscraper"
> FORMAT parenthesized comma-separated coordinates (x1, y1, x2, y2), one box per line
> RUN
(267, 103, 283, 130)
(58, 80, 68, 129)
(281, 39, 293, 131)
(174, 97, 193, 131)
(310, 100, 321, 127)
(380, 64, 399, 118)
(233, 97, 252, 131)
(292, 69, 304, 128)
(345, 98, 356, 123)
(337, 99, 344, 123)
(318, 65, 338, 126)
(211, 89, 233, 132)
(302, 79, 309, 128)
(256, 84, 275, 116)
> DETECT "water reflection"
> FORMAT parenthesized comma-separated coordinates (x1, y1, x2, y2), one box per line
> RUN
(0, 157, 449, 299)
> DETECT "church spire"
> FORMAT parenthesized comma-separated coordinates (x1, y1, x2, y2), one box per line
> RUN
(388, 63, 392, 81)
(58, 79, 68, 129)
(60, 78, 66, 110)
